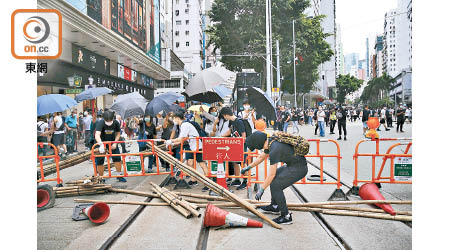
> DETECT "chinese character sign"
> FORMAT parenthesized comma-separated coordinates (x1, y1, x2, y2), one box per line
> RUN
(203, 138, 244, 162)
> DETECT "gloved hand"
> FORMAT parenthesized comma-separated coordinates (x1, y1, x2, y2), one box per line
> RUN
(99, 144, 105, 154)
(240, 166, 252, 175)
(255, 187, 265, 200)
(165, 140, 172, 148)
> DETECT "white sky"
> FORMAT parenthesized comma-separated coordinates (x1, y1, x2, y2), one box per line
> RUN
(336, 0, 398, 59)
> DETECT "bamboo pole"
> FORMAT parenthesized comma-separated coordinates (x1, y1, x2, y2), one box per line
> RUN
(288, 207, 412, 222)
(305, 205, 412, 216)
(149, 182, 201, 217)
(173, 192, 229, 201)
(154, 146, 281, 229)
(109, 188, 159, 198)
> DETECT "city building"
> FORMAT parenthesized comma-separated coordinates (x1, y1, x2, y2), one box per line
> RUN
(373, 35, 384, 78)
(390, 68, 412, 106)
(37, 0, 171, 112)
(383, 9, 399, 77)
(344, 53, 359, 75)
(172, 0, 204, 75)
(366, 38, 370, 78)
(335, 24, 344, 77)
(304, 0, 336, 106)
(397, 0, 412, 72)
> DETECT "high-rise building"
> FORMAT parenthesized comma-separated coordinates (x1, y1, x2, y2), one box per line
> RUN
(335, 24, 344, 77)
(173, 0, 204, 75)
(397, 0, 412, 71)
(366, 38, 370, 78)
(374, 35, 384, 78)
(344, 53, 359, 75)
(383, 9, 399, 77)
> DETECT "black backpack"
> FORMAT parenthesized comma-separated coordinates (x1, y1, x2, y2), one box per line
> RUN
(186, 121, 207, 138)
(239, 118, 253, 137)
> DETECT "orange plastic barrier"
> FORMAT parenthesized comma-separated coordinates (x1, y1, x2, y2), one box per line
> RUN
(37, 142, 62, 185)
(349, 138, 412, 195)
(91, 139, 174, 179)
(179, 137, 346, 200)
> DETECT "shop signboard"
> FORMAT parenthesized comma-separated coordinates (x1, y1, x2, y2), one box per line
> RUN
(72, 44, 110, 75)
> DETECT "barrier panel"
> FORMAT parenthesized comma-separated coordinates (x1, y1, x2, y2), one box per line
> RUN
(91, 139, 174, 179)
(179, 137, 346, 200)
(348, 138, 412, 195)
(37, 142, 62, 185)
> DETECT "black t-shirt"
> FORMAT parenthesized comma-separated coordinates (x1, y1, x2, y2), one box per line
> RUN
(138, 120, 156, 139)
(337, 110, 346, 123)
(229, 118, 246, 137)
(397, 108, 405, 120)
(281, 111, 290, 122)
(95, 120, 120, 142)
(362, 109, 370, 122)
(269, 141, 307, 165)
(291, 111, 298, 121)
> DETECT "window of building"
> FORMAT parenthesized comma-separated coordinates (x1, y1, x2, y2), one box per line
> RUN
(175, 31, 179, 36)
(186, 20, 189, 25)
(185, 9, 189, 14)
(186, 41, 190, 47)
(176, 42, 180, 48)
(185, 30, 189, 35)
(175, 10, 179, 16)
(176, 20, 181, 25)
(185, 0, 189, 3)
(176, 0, 179, 4)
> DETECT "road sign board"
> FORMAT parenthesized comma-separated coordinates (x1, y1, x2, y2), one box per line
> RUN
(394, 157, 412, 181)
(125, 155, 142, 172)
(203, 137, 244, 162)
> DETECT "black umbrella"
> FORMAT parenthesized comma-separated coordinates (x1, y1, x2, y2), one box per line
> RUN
(145, 92, 182, 116)
(246, 87, 276, 121)
(183, 92, 223, 104)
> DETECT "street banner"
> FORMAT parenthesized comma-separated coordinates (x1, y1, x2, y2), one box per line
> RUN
(394, 157, 412, 181)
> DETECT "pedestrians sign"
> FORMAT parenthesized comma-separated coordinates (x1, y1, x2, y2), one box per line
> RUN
(394, 157, 412, 181)
(125, 155, 141, 172)
(203, 138, 244, 162)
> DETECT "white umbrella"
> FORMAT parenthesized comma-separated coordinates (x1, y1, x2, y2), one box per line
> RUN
(184, 67, 234, 97)
(110, 92, 148, 119)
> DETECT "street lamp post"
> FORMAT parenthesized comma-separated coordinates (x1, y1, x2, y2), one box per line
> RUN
(265, 0, 272, 98)
(293, 20, 297, 108)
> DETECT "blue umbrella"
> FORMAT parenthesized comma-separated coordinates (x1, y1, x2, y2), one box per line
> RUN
(37, 94, 77, 116)
(75, 87, 112, 102)
(145, 92, 182, 116)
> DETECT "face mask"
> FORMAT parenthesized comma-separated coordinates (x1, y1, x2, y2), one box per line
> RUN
(169, 117, 173, 122)
(144, 118, 151, 123)
(243, 105, 250, 110)
(211, 112, 217, 116)
(105, 121, 113, 126)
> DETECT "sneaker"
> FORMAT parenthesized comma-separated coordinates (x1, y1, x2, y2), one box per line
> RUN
(146, 168, 156, 173)
(386, 128, 390, 131)
(230, 179, 241, 187)
(258, 205, 281, 215)
(273, 213, 293, 225)
(116, 177, 127, 182)
(236, 181, 247, 190)
(188, 181, 198, 186)
(377, 128, 381, 131)
(337, 137, 342, 140)
(201, 186, 210, 192)
(226, 178, 233, 184)
(344, 137, 347, 141)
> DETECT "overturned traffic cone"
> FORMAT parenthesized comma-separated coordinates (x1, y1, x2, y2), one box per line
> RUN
(359, 183, 396, 216)
(204, 204, 263, 228)
(82, 202, 110, 224)
(37, 184, 55, 212)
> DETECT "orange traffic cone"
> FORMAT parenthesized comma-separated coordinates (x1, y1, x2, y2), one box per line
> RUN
(204, 204, 263, 228)
(83, 202, 110, 224)
(359, 183, 396, 215)
(216, 162, 228, 190)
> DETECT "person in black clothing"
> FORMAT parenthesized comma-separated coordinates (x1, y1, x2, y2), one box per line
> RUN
(325, 108, 330, 127)
(337, 107, 347, 140)
(241, 131, 308, 225)
(94, 110, 126, 182)
(314, 108, 319, 135)
(136, 115, 157, 173)
(396, 106, 406, 132)
(291, 108, 300, 134)
(362, 105, 370, 134)
(386, 107, 393, 127)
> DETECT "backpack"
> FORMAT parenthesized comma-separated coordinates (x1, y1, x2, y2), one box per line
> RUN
(336, 111, 343, 119)
(187, 121, 207, 138)
(269, 132, 310, 157)
(37, 121, 45, 136)
(239, 118, 253, 137)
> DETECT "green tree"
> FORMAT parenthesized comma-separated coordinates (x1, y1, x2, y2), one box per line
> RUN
(336, 74, 363, 104)
(207, 0, 333, 95)
(360, 73, 395, 105)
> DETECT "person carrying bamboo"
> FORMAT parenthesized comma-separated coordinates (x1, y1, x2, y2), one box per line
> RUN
(241, 131, 309, 225)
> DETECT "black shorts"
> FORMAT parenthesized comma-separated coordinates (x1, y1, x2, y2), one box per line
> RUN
(95, 146, 122, 166)
(52, 133, 65, 146)
(185, 152, 204, 162)
(380, 118, 386, 124)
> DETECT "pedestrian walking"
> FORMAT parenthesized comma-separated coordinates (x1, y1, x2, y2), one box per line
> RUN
(386, 107, 393, 127)
(317, 106, 326, 137)
(380, 107, 390, 131)
(51, 112, 68, 158)
(291, 108, 300, 134)
(37, 116, 50, 156)
(336, 107, 347, 140)
(362, 105, 370, 135)
(65, 110, 78, 153)
(83, 111, 93, 148)
(329, 107, 337, 134)
(396, 105, 406, 132)
(280, 106, 291, 133)
(94, 110, 126, 182)
(242, 131, 308, 225)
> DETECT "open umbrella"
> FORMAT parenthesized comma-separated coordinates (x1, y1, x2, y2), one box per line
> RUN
(246, 87, 276, 121)
(166, 104, 185, 113)
(187, 105, 210, 113)
(74, 87, 112, 102)
(110, 92, 148, 119)
(212, 85, 232, 98)
(145, 92, 182, 116)
(185, 92, 223, 104)
(184, 67, 234, 97)
(37, 94, 77, 116)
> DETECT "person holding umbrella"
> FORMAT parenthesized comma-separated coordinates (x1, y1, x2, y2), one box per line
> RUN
(94, 110, 127, 182)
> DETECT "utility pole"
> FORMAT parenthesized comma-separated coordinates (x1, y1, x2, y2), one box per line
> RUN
(276, 40, 280, 104)
(268, 0, 273, 98)
(265, 0, 272, 98)
(293, 20, 297, 108)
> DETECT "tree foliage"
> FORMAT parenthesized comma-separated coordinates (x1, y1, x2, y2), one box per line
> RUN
(360, 73, 395, 105)
(207, 0, 334, 94)
(336, 74, 363, 104)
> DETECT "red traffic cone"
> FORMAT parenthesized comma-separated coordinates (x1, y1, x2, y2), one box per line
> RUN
(359, 183, 396, 216)
(216, 162, 228, 190)
(204, 204, 263, 228)
(83, 202, 110, 224)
